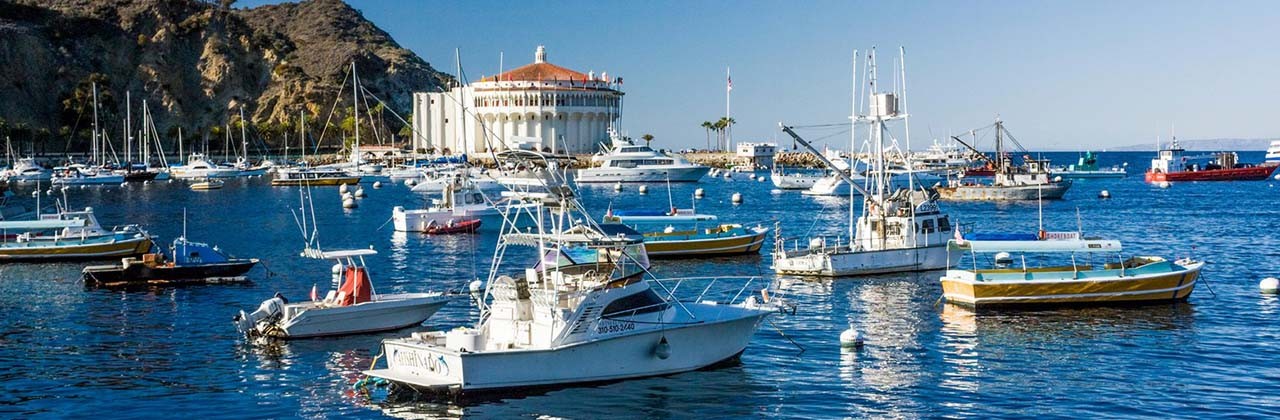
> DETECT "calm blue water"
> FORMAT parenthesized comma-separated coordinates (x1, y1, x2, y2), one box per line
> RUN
(3, 151, 1279, 418)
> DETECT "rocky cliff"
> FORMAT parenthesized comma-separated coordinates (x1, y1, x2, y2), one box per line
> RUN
(0, 0, 450, 153)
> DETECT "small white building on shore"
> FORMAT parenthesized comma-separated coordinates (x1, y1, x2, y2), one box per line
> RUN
(411, 46, 624, 155)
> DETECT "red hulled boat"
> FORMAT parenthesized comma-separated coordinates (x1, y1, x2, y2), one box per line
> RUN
(1144, 139, 1278, 182)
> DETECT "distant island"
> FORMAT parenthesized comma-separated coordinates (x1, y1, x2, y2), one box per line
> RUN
(1106, 138, 1275, 152)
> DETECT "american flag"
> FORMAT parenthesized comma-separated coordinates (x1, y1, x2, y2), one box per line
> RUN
(727, 75, 733, 92)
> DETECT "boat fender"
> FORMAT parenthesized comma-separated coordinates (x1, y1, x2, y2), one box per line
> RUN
(653, 336, 671, 360)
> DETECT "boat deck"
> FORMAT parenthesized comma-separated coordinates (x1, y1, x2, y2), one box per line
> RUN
(959, 259, 1179, 282)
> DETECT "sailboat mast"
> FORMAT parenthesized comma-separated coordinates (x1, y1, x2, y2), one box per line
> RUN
(352, 62, 361, 167)
(900, 46, 914, 195)
(178, 126, 184, 164)
(300, 110, 306, 164)
(239, 105, 248, 162)
(126, 91, 132, 165)
(91, 82, 99, 164)
(849, 49, 858, 241)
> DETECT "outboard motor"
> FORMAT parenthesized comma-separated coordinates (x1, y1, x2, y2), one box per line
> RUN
(234, 297, 286, 337)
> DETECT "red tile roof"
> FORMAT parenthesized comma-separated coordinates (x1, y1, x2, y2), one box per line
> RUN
(479, 62, 591, 82)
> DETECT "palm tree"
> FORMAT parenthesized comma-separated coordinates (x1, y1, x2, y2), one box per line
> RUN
(718, 117, 736, 150)
(700, 121, 713, 151)
(712, 119, 726, 151)
(641, 134, 654, 148)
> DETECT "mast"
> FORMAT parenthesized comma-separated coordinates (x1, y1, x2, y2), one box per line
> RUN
(849, 50, 858, 241)
(900, 46, 913, 195)
(126, 91, 132, 165)
(351, 61, 361, 167)
(91, 82, 99, 165)
(725, 66, 732, 151)
(178, 126, 183, 165)
(239, 105, 248, 164)
(300, 110, 306, 165)
(454, 50, 466, 156)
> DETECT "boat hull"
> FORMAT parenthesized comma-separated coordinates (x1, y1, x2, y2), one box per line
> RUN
(773, 243, 956, 276)
(367, 309, 768, 393)
(771, 173, 822, 190)
(52, 175, 125, 185)
(280, 294, 450, 339)
(1051, 170, 1126, 179)
(575, 166, 710, 183)
(1144, 165, 1277, 182)
(82, 259, 258, 287)
(642, 228, 768, 258)
(0, 235, 153, 261)
(940, 262, 1203, 308)
(935, 182, 1070, 201)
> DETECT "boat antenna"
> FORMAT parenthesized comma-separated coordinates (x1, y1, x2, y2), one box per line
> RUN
(665, 174, 674, 213)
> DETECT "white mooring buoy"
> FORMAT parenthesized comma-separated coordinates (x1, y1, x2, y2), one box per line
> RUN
(613, 182, 623, 192)
(372, 181, 383, 189)
(639, 185, 648, 194)
(771, 189, 783, 195)
(1099, 190, 1111, 199)
(339, 183, 349, 194)
(840, 323, 864, 348)
(405, 179, 417, 187)
(694, 188, 705, 198)
(758, 176, 767, 183)
(342, 197, 358, 209)
(354, 187, 366, 198)
(731, 192, 743, 204)
(1158, 181, 1171, 189)
(1274, 174, 1280, 180)
(1261, 277, 1279, 294)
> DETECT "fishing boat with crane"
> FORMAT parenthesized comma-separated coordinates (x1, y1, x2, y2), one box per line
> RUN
(362, 149, 787, 394)
(1144, 137, 1277, 182)
(936, 119, 1072, 201)
(773, 48, 959, 277)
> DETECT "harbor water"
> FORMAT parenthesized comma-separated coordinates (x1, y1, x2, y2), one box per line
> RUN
(2, 152, 1279, 418)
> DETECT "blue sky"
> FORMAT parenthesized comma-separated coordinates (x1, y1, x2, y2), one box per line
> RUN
(241, 0, 1280, 150)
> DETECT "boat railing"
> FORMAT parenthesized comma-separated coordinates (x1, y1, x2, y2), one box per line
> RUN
(651, 276, 780, 309)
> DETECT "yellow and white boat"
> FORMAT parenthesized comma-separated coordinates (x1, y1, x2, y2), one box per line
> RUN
(189, 179, 224, 190)
(603, 209, 768, 258)
(940, 237, 1204, 308)
(0, 207, 154, 261)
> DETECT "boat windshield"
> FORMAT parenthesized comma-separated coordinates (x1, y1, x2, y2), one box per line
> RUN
(601, 287, 669, 317)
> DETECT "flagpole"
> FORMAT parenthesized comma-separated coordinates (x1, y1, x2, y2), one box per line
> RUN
(725, 66, 731, 151)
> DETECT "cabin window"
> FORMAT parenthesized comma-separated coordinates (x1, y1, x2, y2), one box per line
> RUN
(601, 288, 669, 317)
(922, 219, 934, 233)
(937, 216, 951, 232)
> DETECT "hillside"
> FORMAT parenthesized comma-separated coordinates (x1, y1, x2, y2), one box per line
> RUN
(0, 0, 451, 153)
(1108, 138, 1275, 152)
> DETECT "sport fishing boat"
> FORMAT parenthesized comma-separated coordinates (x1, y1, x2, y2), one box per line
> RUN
(774, 48, 959, 276)
(363, 149, 786, 394)
(0, 206, 153, 261)
(2, 157, 52, 181)
(1050, 151, 1126, 179)
(170, 153, 242, 179)
(1144, 138, 1277, 182)
(394, 179, 536, 233)
(940, 234, 1204, 308)
(82, 236, 258, 287)
(602, 208, 768, 258)
(234, 186, 451, 339)
(577, 128, 710, 183)
(936, 119, 1071, 200)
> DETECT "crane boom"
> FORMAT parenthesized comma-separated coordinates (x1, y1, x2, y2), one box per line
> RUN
(779, 123, 870, 197)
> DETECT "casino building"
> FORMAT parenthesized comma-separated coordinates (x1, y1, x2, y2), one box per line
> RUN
(411, 46, 624, 155)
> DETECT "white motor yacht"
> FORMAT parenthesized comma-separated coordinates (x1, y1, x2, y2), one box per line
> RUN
(577, 128, 709, 183)
(51, 164, 124, 185)
(2, 157, 52, 181)
(170, 153, 242, 179)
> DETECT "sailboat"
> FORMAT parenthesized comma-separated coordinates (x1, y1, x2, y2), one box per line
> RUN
(53, 82, 124, 185)
(363, 149, 788, 394)
(272, 70, 364, 187)
(773, 48, 959, 277)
